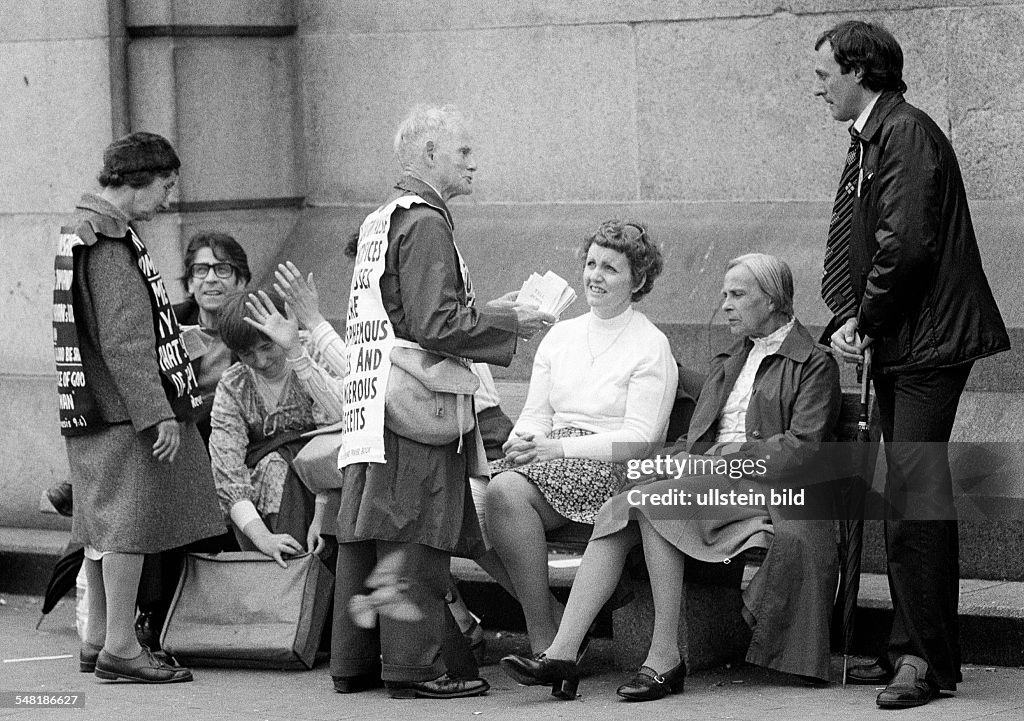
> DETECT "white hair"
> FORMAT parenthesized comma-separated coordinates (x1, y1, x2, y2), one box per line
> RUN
(726, 252, 795, 317)
(393, 104, 468, 171)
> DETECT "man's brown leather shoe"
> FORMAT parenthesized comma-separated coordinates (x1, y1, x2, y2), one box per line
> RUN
(386, 673, 489, 699)
(876, 655, 939, 709)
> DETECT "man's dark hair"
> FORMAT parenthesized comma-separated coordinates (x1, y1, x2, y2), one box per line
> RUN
(815, 20, 907, 94)
(180, 231, 252, 292)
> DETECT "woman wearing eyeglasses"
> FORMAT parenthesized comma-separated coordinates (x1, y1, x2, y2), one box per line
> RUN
(173, 232, 252, 445)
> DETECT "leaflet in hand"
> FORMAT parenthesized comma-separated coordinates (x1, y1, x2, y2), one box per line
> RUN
(518, 271, 577, 318)
(180, 325, 213, 359)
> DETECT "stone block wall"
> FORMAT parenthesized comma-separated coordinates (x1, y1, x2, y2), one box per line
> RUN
(286, 1, 1024, 387)
(3, 0, 1023, 531)
(0, 0, 303, 528)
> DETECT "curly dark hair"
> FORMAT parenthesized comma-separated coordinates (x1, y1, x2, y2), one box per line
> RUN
(815, 20, 907, 94)
(578, 220, 664, 302)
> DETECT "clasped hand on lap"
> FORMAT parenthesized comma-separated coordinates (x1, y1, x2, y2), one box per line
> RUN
(502, 432, 564, 465)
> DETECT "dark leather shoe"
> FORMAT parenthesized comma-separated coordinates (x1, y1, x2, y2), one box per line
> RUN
(46, 483, 73, 517)
(848, 659, 893, 685)
(616, 662, 686, 701)
(499, 654, 579, 700)
(94, 647, 193, 684)
(79, 642, 102, 673)
(386, 673, 489, 699)
(876, 655, 939, 709)
(333, 673, 384, 694)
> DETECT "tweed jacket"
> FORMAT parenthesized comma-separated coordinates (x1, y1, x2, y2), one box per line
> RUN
(70, 195, 177, 431)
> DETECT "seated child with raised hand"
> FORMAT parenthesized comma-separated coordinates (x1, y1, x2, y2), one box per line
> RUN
(209, 288, 346, 567)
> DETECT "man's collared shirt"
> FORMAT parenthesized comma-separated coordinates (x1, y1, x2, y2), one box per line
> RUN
(852, 93, 881, 135)
(849, 93, 881, 196)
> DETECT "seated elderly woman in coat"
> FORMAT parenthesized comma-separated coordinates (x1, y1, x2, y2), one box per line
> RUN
(500, 252, 841, 702)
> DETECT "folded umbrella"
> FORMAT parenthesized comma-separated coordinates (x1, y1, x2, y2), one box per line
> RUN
(833, 347, 877, 686)
(36, 543, 84, 629)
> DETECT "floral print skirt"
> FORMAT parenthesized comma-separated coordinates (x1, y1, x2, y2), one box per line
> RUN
(489, 427, 626, 524)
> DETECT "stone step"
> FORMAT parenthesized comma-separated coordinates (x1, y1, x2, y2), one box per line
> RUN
(0, 527, 72, 595)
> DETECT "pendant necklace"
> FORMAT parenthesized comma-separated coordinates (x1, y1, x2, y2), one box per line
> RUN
(586, 311, 634, 366)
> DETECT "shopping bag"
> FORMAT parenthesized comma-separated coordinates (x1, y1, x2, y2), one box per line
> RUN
(160, 551, 333, 669)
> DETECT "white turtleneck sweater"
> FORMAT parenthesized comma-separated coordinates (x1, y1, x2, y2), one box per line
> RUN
(512, 306, 678, 462)
(715, 318, 796, 443)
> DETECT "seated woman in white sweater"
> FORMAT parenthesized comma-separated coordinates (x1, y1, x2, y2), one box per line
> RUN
(485, 220, 677, 654)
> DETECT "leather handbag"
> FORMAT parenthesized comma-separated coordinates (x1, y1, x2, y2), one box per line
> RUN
(159, 551, 334, 670)
(385, 342, 479, 445)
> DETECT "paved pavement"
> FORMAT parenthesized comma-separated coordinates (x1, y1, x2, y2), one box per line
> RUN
(2, 593, 1022, 721)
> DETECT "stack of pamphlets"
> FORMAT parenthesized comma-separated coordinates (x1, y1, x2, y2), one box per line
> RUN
(518, 271, 577, 318)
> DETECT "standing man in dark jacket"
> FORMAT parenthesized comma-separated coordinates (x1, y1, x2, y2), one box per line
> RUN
(813, 20, 1009, 709)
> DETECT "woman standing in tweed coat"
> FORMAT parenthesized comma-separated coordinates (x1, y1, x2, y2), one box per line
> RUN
(56, 133, 224, 684)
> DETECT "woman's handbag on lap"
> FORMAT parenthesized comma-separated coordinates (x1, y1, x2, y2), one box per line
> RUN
(159, 551, 334, 670)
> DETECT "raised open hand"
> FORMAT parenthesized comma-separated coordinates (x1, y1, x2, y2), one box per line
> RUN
(274, 261, 326, 331)
(243, 290, 300, 355)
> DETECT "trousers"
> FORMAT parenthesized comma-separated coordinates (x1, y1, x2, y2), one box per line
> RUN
(330, 539, 451, 682)
(873, 362, 972, 691)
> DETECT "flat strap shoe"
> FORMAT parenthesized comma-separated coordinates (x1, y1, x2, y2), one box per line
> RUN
(94, 647, 193, 684)
(79, 642, 102, 673)
(386, 673, 489, 699)
(616, 663, 686, 702)
(876, 655, 939, 709)
(847, 659, 893, 685)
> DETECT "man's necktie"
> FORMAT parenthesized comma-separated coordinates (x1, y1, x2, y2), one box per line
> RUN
(821, 134, 860, 317)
